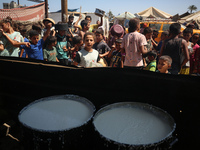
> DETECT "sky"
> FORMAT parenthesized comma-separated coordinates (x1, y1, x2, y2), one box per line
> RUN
(1, 0, 200, 16)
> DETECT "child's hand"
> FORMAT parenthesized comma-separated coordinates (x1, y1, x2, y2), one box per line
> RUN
(25, 42, 31, 47)
(99, 54, 103, 58)
(63, 46, 68, 51)
(0, 29, 6, 36)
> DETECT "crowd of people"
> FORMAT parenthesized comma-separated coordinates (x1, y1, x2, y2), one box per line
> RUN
(0, 15, 200, 75)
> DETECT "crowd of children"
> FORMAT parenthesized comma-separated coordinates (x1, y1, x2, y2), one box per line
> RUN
(0, 15, 200, 75)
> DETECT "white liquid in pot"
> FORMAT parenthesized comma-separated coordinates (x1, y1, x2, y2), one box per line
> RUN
(19, 99, 93, 131)
(93, 107, 172, 145)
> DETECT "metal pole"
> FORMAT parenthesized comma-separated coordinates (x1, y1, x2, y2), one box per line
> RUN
(45, 0, 49, 18)
(61, 0, 68, 22)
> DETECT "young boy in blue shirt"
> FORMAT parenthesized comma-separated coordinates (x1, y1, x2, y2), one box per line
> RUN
(20, 25, 50, 60)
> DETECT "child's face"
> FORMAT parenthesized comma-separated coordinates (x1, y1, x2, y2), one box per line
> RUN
(147, 55, 155, 61)
(183, 33, 192, 41)
(115, 42, 121, 51)
(85, 18, 91, 24)
(145, 32, 153, 40)
(51, 41, 57, 47)
(85, 23, 90, 30)
(58, 30, 65, 36)
(157, 59, 171, 73)
(77, 40, 83, 47)
(30, 35, 39, 45)
(161, 33, 167, 40)
(44, 21, 52, 28)
(84, 35, 95, 50)
(95, 33, 103, 42)
(1, 23, 9, 32)
(153, 32, 158, 39)
(192, 35, 199, 44)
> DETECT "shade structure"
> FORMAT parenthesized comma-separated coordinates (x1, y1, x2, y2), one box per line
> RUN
(115, 12, 136, 20)
(137, 7, 172, 19)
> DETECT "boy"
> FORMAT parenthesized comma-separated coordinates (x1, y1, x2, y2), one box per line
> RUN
(70, 36, 84, 60)
(73, 32, 100, 67)
(85, 15, 103, 32)
(144, 50, 157, 72)
(157, 55, 172, 74)
(41, 18, 55, 37)
(143, 27, 153, 51)
(20, 24, 51, 60)
(93, 29, 111, 60)
(43, 36, 59, 62)
(108, 38, 122, 67)
(79, 20, 90, 40)
(55, 23, 71, 65)
(180, 28, 193, 75)
(157, 31, 169, 53)
(121, 18, 147, 69)
(160, 23, 189, 75)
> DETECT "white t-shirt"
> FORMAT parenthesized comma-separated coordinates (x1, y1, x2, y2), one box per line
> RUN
(75, 48, 100, 67)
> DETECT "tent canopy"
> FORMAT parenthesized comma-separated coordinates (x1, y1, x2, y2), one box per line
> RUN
(137, 7, 172, 19)
(115, 12, 136, 20)
(181, 10, 200, 23)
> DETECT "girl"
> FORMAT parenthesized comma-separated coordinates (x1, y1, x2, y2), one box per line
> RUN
(0, 16, 26, 57)
(43, 36, 59, 62)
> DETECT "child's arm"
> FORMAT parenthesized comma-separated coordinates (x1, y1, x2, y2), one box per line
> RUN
(181, 39, 190, 68)
(19, 49, 25, 57)
(73, 52, 81, 66)
(56, 57, 59, 62)
(42, 24, 51, 41)
(100, 51, 110, 58)
(0, 44, 4, 51)
(107, 45, 115, 59)
(68, 28, 74, 38)
(74, 14, 82, 29)
(98, 16, 103, 27)
(0, 29, 30, 47)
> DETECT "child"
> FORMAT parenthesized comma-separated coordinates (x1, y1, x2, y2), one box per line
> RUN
(143, 27, 153, 51)
(157, 55, 172, 74)
(73, 32, 101, 67)
(180, 28, 193, 75)
(0, 16, 24, 57)
(93, 29, 111, 60)
(20, 26, 51, 60)
(121, 18, 147, 68)
(43, 36, 59, 62)
(190, 33, 200, 74)
(55, 23, 71, 65)
(19, 26, 29, 58)
(41, 18, 55, 37)
(108, 38, 122, 68)
(193, 47, 200, 75)
(0, 39, 9, 56)
(79, 20, 90, 40)
(157, 31, 169, 54)
(144, 50, 157, 72)
(160, 23, 189, 74)
(70, 36, 83, 60)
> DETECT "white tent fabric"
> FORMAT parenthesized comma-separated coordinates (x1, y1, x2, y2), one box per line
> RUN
(181, 11, 200, 24)
(137, 7, 172, 19)
(115, 12, 136, 20)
